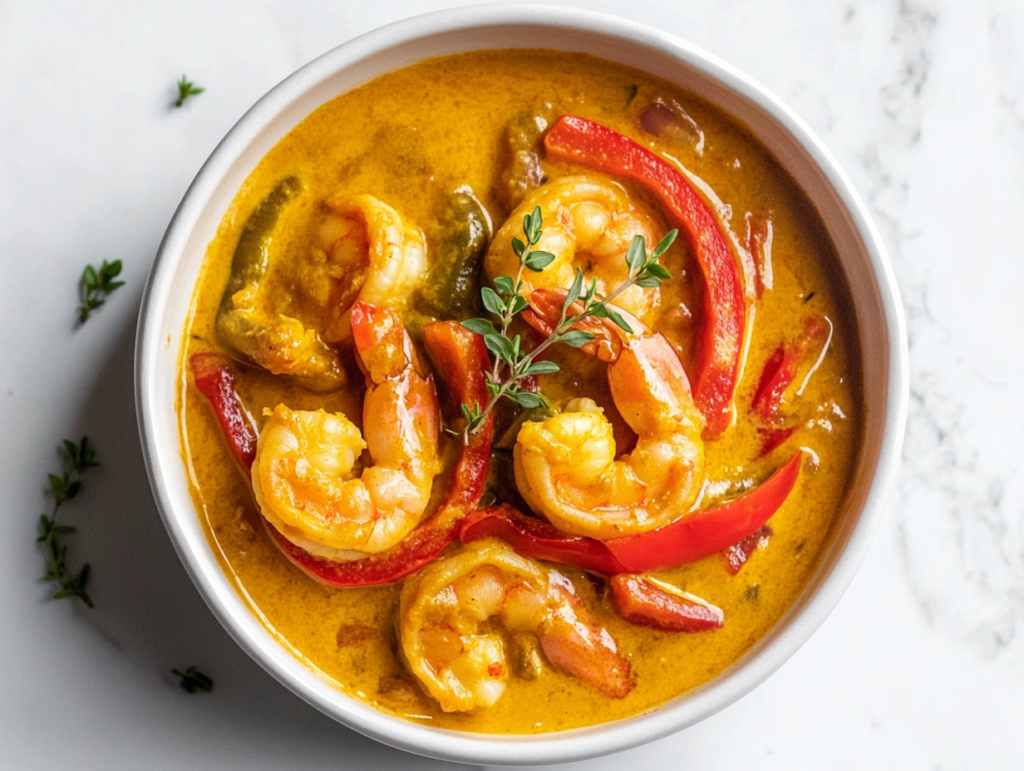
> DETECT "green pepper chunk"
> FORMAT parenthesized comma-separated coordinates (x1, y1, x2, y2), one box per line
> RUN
(216, 177, 346, 392)
(415, 188, 491, 319)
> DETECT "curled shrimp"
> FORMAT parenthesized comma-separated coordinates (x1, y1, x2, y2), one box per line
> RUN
(514, 288, 705, 539)
(301, 194, 427, 342)
(252, 302, 441, 559)
(485, 176, 668, 318)
(400, 539, 634, 712)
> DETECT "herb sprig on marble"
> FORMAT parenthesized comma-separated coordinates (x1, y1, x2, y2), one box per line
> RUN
(456, 207, 676, 442)
(37, 437, 99, 607)
(174, 75, 205, 108)
(77, 259, 125, 324)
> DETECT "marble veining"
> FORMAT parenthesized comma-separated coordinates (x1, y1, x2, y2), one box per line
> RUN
(851, 0, 1024, 662)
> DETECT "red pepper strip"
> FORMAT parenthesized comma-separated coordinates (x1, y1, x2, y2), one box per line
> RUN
(459, 504, 630, 574)
(269, 321, 494, 586)
(189, 353, 257, 472)
(722, 524, 773, 575)
(460, 452, 802, 574)
(607, 452, 801, 571)
(544, 115, 745, 437)
(610, 575, 724, 632)
(751, 315, 830, 424)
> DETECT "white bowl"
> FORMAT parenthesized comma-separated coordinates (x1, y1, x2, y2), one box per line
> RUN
(135, 5, 908, 766)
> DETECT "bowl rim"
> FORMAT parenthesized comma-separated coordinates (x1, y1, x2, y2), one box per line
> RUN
(136, 3, 909, 766)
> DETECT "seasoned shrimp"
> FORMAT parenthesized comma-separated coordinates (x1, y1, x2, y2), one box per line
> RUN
(252, 302, 441, 559)
(400, 539, 634, 712)
(514, 289, 705, 539)
(485, 176, 668, 318)
(300, 194, 427, 342)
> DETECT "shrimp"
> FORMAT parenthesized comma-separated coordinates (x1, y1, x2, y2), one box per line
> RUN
(400, 539, 634, 712)
(300, 194, 427, 342)
(514, 289, 705, 539)
(485, 176, 668, 318)
(251, 302, 442, 559)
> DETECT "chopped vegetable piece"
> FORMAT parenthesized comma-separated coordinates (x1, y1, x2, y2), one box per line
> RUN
(189, 353, 257, 471)
(610, 575, 723, 632)
(416, 189, 492, 318)
(638, 98, 704, 154)
(722, 524, 773, 575)
(751, 315, 831, 423)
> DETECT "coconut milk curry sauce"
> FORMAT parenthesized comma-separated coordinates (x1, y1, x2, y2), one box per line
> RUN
(180, 50, 861, 734)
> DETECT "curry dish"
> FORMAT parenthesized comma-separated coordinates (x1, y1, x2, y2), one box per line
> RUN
(179, 50, 861, 734)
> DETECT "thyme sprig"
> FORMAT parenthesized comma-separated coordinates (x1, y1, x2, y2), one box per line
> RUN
(174, 75, 204, 108)
(77, 259, 125, 324)
(37, 437, 99, 607)
(457, 210, 677, 441)
(173, 666, 214, 694)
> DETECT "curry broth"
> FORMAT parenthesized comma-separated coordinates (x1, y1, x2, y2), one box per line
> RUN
(180, 50, 861, 734)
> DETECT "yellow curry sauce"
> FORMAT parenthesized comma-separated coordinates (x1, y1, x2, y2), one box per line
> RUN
(179, 50, 861, 733)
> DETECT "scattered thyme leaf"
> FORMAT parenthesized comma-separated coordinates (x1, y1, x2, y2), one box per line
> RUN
(77, 259, 125, 324)
(174, 75, 205, 108)
(173, 667, 214, 694)
(38, 437, 98, 607)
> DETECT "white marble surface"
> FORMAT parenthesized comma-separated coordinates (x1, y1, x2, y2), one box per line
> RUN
(1, 0, 1021, 768)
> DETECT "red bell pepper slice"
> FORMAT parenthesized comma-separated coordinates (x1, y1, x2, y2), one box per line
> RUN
(190, 321, 494, 586)
(189, 352, 258, 472)
(752, 315, 831, 424)
(459, 452, 802, 574)
(722, 524, 773, 575)
(544, 115, 745, 437)
(458, 504, 629, 574)
(610, 575, 724, 632)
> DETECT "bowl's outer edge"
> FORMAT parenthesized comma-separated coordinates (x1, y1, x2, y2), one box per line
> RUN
(136, 4, 909, 766)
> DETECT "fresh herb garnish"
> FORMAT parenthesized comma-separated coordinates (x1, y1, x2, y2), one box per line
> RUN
(174, 75, 205, 108)
(173, 666, 214, 694)
(77, 259, 125, 324)
(457, 208, 676, 441)
(37, 437, 99, 607)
